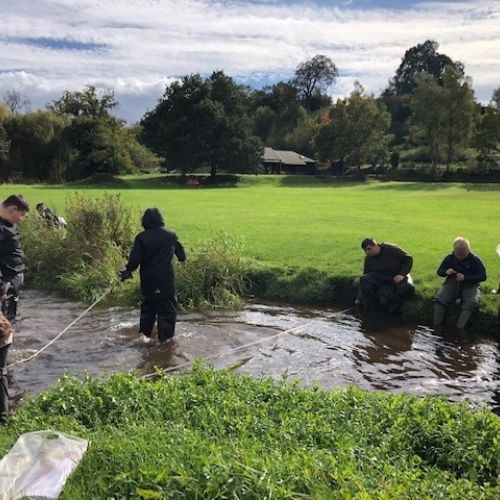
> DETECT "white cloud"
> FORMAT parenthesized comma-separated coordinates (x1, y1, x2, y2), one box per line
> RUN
(0, 0, 499, 121)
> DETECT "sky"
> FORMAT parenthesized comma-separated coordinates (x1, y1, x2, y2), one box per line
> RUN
(0, 0, 499, 123)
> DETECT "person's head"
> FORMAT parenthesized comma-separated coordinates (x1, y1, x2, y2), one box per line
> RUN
(1, 195, 29, 224)
(361, 237, 381, 257)
(453, 237, 471, 260)
(141, 208, 164, 229)
(36, 202, 45, 215)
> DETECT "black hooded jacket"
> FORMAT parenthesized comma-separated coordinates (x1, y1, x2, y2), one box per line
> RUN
(0, 216, 25, 284)
(125, 209, 186, 297)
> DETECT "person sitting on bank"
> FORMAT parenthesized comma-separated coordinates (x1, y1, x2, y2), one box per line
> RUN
(36, 202, 66, 228)
(356, 237, 414, 314)
(433, 237, 486, 330)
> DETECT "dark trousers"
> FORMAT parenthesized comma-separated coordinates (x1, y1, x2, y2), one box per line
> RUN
(140, 296, 177, 343)
(0, 344, 9, 422)
(359, 272, 414, 312)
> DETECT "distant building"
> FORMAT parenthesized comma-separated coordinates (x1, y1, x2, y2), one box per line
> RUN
(261, 147, 317, 175)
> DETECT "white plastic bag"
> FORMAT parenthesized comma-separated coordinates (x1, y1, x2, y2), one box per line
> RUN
(0, 430, 88, 500)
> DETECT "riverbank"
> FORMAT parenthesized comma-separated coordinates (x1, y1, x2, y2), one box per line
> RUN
(1, 367, 498, 498)
(1, 175, 499, 331)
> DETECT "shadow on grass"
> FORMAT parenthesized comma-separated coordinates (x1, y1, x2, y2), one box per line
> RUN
(278, 175, 366, 188)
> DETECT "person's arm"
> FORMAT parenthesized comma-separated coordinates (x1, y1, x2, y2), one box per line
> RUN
(394, 246, 413, 275)
(463, 257, 487, 284)
(174, 236, 186, 263)
(436, 256, 452, 277)
(125, 235, 142, 273)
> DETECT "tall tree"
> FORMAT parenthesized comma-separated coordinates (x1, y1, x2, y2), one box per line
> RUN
(315, 82, 390, 174)
(386, 40, 463, 97)
(49, 85, 117, 118)
(381, 40, 463, 145)
(1, 89, 31, 116)
(292, 55, 338, 112)
(141, 72, 262, 177)
(50, 86, 130, 179)
(410, 67, 475, 170)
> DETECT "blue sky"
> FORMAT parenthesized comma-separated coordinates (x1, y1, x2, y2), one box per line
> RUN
(0, 0, 498, 123)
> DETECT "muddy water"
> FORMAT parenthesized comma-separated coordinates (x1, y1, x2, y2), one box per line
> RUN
(8, 290, 500, 412)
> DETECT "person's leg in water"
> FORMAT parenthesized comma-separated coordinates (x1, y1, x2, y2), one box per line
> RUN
(139, 297, 157, 343)
(457, 285, 480, 330)
(157, 297, 178, 343)
(359, 273, 389, 313)
(433, 279, 458, 328)
(388, 276, 415, 314)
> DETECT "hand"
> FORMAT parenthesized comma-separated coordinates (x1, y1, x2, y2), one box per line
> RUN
(456, 273, 465, 282)
(0, 293, 7, 302)
(393, 274, 405, 285)
(445, 268, 457, 276)
(118, 269, 133, 282)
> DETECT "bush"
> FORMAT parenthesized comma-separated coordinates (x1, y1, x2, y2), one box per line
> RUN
(176, 232, 246, 308)
(20, 194, 137, 300)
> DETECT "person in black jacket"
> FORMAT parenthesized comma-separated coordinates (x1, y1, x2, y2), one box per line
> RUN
(0, 194, 29, 421)
(120, 208, 186, 344)
(433, 237, 486, 330)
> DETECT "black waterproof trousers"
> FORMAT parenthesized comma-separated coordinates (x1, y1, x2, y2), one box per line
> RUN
(140, 296, 177, 343)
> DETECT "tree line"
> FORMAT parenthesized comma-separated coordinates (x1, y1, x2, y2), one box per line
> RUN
(0, 40, 499, 182)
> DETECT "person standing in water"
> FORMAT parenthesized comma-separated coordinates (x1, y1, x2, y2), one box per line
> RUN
(120, 208, 186, 344)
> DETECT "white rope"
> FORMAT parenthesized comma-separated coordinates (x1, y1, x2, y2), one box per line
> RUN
(143, 322, 313, 378)
(7, 284, 116, 369)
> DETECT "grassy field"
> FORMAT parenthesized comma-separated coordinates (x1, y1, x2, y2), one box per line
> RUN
(3, 175, 500, 287)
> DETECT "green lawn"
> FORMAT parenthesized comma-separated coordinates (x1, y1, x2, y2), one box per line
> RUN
(3, 175, 500, 292)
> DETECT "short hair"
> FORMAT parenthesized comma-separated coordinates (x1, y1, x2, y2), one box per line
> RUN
(2, 194, 29, 212)
(36, 202, 44, 210)
(453, 237, 470, 252)
(361, 237, 377, 250)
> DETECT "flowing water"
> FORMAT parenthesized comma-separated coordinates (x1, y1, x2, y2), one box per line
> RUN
(7, 290, 500, 412)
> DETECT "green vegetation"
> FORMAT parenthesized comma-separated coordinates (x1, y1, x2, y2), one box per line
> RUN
(0, 367, 498, 498)
(2, 176, 500, 327)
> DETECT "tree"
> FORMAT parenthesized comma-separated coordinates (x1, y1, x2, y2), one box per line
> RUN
(141, 71, 263, 177)
(50, 86, 132, 179)
(386, 40, 463, 97)
(474, 88, 500, 171)
(292, 55, 338, 112)
(49, 85, 117, 118)
(315, 82, 390, 174)
(2, 89, 31, 116)
(410, 67, 475, 170)
(4, 111, 71, 181)
(381, 40, 463, 145)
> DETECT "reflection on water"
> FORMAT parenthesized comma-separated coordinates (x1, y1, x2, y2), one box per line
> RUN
(8, 290, 500, 413)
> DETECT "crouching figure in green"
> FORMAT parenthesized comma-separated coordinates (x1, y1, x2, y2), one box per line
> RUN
(433, 237, 486, 330)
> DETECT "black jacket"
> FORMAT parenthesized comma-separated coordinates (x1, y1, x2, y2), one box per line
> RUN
(125, 209, 186, 297)
(437, 252, 486, 285)
(0, 216, 25, 291)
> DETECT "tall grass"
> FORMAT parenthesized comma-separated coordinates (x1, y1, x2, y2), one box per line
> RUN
(20, 198, 247, 307)
(0, 367, 498, 498)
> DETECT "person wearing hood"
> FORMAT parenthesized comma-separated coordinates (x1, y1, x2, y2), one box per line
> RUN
(119, 208, 186, 344)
